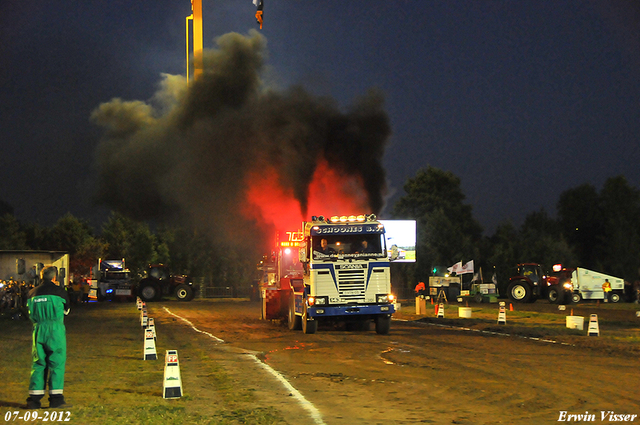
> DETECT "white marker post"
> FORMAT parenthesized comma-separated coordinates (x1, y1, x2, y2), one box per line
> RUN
(144, 327, 157, 360)
(141, 309, 148, 328)
(587, 314, 600, 336)
(497, 302, 507, 325)
(147, 317, 156, 340)
(163, 350, 183, 399)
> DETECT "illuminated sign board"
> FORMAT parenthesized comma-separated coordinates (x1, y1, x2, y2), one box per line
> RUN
(379, 220, 416, 263)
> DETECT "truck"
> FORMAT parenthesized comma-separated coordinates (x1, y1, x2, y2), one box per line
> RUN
(137, 264, 196, 302)
(569, 267, 624, 303)
(262, 214, 396, 334)
(498, 263, 573, 304)
(89, 258, 135, 301)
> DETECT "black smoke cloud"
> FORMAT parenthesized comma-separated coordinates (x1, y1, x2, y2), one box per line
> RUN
(91, 31, 390, 244)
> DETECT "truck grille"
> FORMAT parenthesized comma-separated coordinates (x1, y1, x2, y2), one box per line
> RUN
(337, 269, 366, 301)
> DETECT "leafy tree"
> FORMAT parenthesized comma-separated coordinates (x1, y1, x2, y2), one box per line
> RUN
(0, 213, 28, 250)
(557, 176, 640, 281)
(48, 213, 94, 254)
(557, 183, 602, 268)
(48, 213, 106, 277)
(518, 208, 577, 271)
(22, 222, 48, 250)
(597, 176, 640, 280)
(392, 166, 483, 283)
(487, 221, 520, 283)
(0, 199, 14, 216)
(101, 212, 158, 278)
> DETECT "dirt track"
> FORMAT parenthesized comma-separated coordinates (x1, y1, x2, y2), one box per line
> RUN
(150, 299, 640, 425)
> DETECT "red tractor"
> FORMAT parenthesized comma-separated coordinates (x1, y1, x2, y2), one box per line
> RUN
(499, 263, 573, 304)
(137, 264, 196, 302)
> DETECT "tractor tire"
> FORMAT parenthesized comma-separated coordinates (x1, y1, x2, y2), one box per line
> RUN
(474, 293, 483, 304)
(288, 293, 302, 330)
(175, 284, 194, 301)
(507, 281, 532, 303)
(375, 316, 391, 335)
(610, 292, 621, 303)
(139, 282, 159, 302)
(547, 285, 564, 304)
(302, 304, 318, 334)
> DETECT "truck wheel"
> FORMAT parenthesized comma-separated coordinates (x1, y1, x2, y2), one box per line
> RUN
(547, 285, 564, 304)
(610, 292, 621, 303)
(139, 284, 158, 302)
(507, 281, 532, 303)
(375, 316, 391, 335)
(570, 292, 582, 304)
(474, 293, 483, 304)
(175, 284, 194, 301)
(288, 294, 302, 330)
(302, 305, 317, 334)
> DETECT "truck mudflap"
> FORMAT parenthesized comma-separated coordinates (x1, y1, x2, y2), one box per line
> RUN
(307, 303, 395, 318)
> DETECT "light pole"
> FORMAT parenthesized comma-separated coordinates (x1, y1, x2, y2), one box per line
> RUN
(186, 0, 203, 84)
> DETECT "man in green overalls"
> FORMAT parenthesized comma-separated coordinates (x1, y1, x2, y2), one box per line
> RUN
(25, 266, 70, 409)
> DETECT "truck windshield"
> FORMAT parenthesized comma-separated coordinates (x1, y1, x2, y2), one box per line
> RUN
(312, 234, 386, 260)
(281, 248, 304, 276)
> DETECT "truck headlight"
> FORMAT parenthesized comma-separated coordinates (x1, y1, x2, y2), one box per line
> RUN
(377, 294, 394, 303)
(308, 296, 328, 306)
(314, 296, 328, 305)
(563, 282, 573, 290)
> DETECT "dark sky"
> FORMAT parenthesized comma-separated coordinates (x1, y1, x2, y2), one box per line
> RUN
(1, 0, 639, 235)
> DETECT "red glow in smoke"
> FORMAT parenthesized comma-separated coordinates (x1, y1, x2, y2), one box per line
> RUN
(243, 160, 370, 232)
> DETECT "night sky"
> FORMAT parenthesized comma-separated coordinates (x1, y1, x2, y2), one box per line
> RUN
(2, 0, 639, 235)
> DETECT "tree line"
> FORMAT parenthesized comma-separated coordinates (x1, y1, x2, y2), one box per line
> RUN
(0, 210, 254, 289)
(2, 166, 639, 290)
(391, 167, 640, 289)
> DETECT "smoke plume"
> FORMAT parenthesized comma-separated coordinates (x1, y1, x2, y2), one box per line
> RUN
(91, 31, 390, 247)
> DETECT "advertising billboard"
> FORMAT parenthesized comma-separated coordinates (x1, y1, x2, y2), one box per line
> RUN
(379, 220, 416, 263)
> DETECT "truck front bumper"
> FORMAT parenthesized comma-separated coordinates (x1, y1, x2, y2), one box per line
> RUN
(308, 303, 395, 318)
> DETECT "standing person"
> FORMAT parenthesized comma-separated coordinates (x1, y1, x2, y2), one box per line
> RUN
(25, 266, 70, 409)
(602, 279, 612, 302)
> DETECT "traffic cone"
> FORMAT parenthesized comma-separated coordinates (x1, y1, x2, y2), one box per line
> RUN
(144, 327, 157, 360)
(437, 302, 445, 318)
(163, 350, 183, 399)
(587, 314, 600, 336)
(509, 303, 514, 312)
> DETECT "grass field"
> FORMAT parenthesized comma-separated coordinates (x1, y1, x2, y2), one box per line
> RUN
(0, 302, 286, 425)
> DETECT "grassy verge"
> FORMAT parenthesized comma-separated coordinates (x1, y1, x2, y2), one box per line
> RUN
(0, 302, 286, 424)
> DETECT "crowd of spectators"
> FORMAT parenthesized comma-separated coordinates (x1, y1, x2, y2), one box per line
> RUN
(0, 279, 34, 319)
(1, 276, 90, 319)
